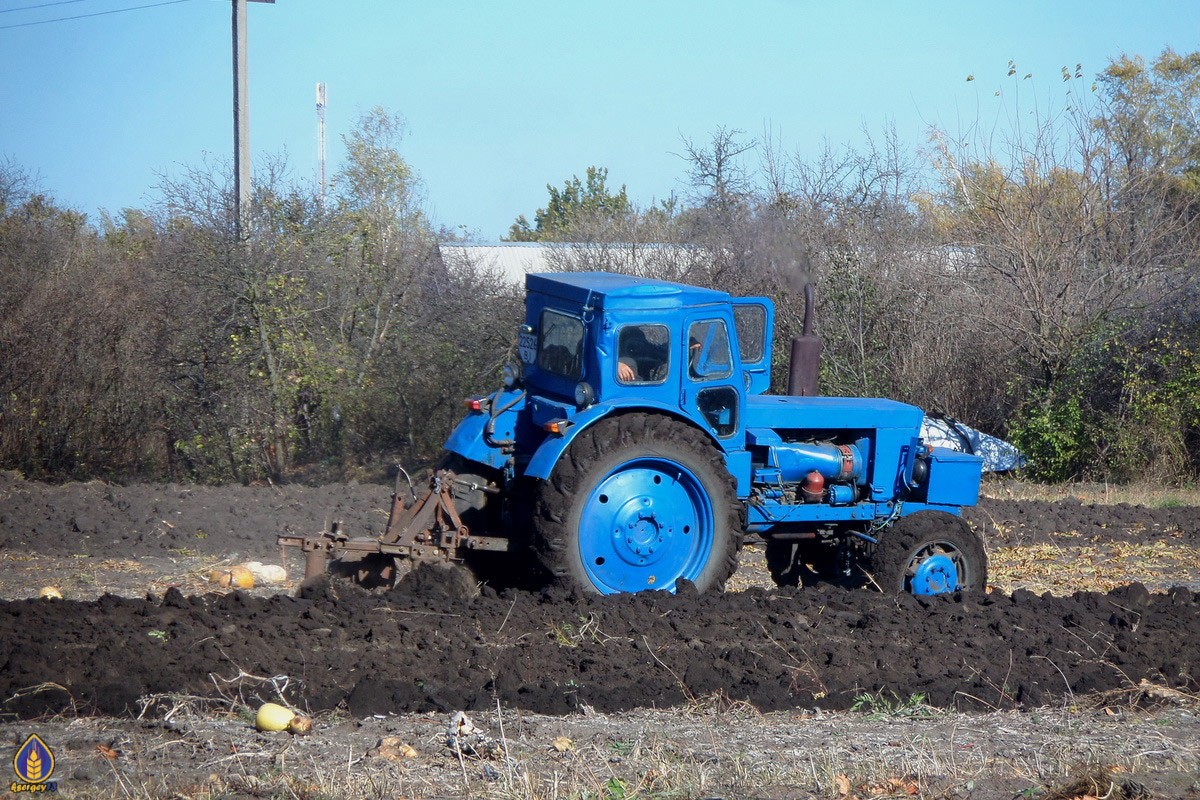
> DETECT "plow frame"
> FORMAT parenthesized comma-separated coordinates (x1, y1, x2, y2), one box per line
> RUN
(277, 468, 510, 582)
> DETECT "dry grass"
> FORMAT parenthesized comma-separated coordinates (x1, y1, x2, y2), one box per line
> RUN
(983, 477, 1200, 508)
(19, 704, 1199, 800)
(987, 534, 1200, 595)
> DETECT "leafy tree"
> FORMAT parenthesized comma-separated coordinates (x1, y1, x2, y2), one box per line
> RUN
(506, 166, 630, 241)
(153, 156, 318, 481)
(7, 52, 1200, 486)
(922, 52, 1200, 478)
(927, 78, 1195, 391)
(0, 182, 168, 480)
(1098, 49, 1200, 212)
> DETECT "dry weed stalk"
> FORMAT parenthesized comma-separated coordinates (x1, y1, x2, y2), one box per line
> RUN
(207, 653, 304, 713)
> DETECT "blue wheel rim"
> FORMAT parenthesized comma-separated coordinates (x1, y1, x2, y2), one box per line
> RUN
(908, 543, 963, 594)
(579, 457, 715, 594)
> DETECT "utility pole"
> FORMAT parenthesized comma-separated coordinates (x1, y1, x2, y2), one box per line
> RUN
(232, 0, 274, 241)
(316, 82, 327, 207)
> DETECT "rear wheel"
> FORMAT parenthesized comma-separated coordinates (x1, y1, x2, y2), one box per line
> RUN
(443, 455, 539, 590)
(533, 413, 742, 594)
(870, 510, 986, 594)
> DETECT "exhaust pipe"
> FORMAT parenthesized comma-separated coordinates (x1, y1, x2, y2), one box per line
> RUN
(787, 283, 822, 397)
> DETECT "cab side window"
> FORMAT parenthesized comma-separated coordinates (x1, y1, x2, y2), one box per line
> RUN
(616, 324, 670, 384)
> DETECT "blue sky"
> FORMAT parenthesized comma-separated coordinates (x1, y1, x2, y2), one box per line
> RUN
(2, 0, 1197, 240)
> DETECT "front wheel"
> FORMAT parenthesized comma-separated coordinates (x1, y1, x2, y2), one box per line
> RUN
(870, 510, 987, 594)
(532, 413, 742, 594)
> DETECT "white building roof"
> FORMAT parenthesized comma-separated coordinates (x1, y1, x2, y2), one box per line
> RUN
(438, 242, 703, 284)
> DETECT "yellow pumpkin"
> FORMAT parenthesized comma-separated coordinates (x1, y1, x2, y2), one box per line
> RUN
(255, 703, 296, 732)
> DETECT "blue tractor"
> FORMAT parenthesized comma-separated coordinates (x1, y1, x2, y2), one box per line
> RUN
(282, 271, 986, 596)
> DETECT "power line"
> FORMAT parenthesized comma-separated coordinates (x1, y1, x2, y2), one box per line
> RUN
(0, 0, 193, 29)
(1, 0, 94, 15)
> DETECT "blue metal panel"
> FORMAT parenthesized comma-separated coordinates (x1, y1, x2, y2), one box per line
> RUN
(747, 501, 883, 525)
(746, 428, 783, 447)
(744, 395, 924, 431)
(748, 499, 969, 532)
(526, 394, 576, 429)
(445, 416, 503, 470)
(871, 429, 916, 501)
(526, 271, 730, 310)
(723, 449, 752, 496)
(924, 448, 983, 506)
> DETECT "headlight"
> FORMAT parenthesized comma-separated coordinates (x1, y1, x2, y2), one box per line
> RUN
(910, 454, 930, 487)
(502, 363, 520, 389)
(574, 381, 595, 408)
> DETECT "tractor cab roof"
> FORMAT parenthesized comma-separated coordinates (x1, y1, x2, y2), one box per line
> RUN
(526, 271, 730, 311)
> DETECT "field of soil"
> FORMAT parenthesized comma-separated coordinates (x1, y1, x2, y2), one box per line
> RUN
(1, 471, 1199, 799)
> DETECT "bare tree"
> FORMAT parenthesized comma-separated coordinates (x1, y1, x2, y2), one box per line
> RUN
(928, 82, 1196, 390)
(678, 126, 757, 216)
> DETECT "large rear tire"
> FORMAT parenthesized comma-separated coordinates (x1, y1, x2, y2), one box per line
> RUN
(532, 413, 743, 595)
(870, 510, 987, 594)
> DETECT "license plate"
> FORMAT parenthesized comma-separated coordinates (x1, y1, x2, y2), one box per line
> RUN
(518, 331, 537, 364)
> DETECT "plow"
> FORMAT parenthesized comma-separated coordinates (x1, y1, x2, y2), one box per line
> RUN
(278, 465, 509, 584)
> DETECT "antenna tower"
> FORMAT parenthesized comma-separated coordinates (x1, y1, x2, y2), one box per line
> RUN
(316, 82, 327, 207)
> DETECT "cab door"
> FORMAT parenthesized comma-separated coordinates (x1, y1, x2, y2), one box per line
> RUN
(731, 297, 774, 395)
(680, 313, 743, 443)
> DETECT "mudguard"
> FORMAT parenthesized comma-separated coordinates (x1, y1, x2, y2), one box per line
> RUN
(524, 400, 722, 480)
(443, 389, 527, 471)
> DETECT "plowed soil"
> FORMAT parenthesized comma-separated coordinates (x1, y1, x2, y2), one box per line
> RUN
(1, 472, 1199, 799)
(4, 570, 1200, 720)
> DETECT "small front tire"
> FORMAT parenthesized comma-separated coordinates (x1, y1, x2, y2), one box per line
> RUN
(870, 510, 986, 594)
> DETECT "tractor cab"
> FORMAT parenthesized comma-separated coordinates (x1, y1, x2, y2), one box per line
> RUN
(516, 272, 775, 451)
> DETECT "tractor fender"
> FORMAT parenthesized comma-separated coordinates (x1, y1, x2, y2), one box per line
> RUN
(524, 401, 721, 480)
(444, 389, 527, 471)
